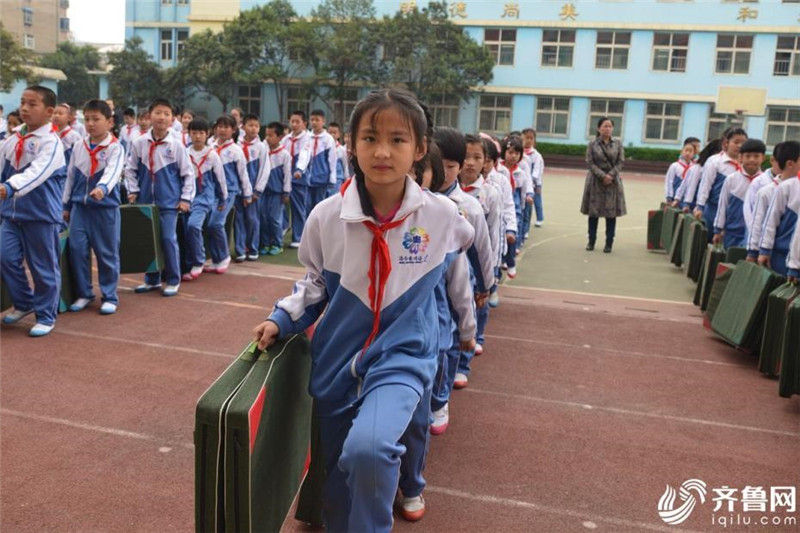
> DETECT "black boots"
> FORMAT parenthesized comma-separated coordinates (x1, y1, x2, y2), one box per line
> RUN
(603, 240, 613, 253)
(586, 241, 595, 251)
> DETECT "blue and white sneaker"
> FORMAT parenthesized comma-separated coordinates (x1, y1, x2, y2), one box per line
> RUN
(134, 283, 161, 293)
(99, 302, 117, 315)
(162, 284, 180, 297)
(69, 297, 93, 312)
(2, 308, 33, 325)
(29, 323, 54, 337)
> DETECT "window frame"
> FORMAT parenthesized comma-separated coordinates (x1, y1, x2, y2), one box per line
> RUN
(237, 85, 261, 117)
(23, 34, 35, 49)
(160, 29, 173, 62)
(483, 28, 517, 66)
(594, 31, 631, 70)
(764, 106, 800, 147)
(477, 94, 513, 135)
(651, 32, 689, 73)
(586, 99, 625, 139)
(541, 29, 576, 69)
(22, 7, 33, 26)
(535, 96, 572, 137)
(285, 86, 312, 120)
(714, 33, 753, 75)
(429, 94, 461, 129)
(774, 35, 800, 76)
(643, 101, 683, 143)
(176, 28, 189, 58)
(705, 105, 745, 143)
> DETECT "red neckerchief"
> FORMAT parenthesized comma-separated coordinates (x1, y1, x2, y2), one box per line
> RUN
(241, 138, 257, 160)
(461, 181, 479, 193)
(724, 158, 743, 174)
(189, 149, 211, 192)
(677, 158, 694, 179)
(148, 135, 169, 180)
(215, 140, 234, 156)
(59, 126, 72, 139)
(340, 177, 352, 195)
(503, 163, 518, 189)
(743, 169, 762, 182)
(84, 136, 118, 177)
(14, 129, 34, 167)
(269, 146, 284, 156)
(289, 135, 301, 157)
(312, 133, 321, 157)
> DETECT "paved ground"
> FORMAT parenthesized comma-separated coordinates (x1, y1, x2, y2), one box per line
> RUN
(2, 169, 798, 532)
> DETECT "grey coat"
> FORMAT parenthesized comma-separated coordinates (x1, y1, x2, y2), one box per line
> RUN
(581, 137, 627, 218)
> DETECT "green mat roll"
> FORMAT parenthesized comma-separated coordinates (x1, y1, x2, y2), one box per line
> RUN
(669, 213, 687, 267)
(778, 297, 800, 398)
(120, 204, 164, 274)
(699, 245, 727, 311)
(58, 230, 76, 313)
(687, 221, 708, 282)
(758, 283, 799, 377)
(647, 208, 665, 250)
(704, 262, 735, 326)
(725, 246, 748, 265)
(660, 207, 680, 253)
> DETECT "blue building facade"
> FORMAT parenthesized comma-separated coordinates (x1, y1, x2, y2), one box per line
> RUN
(126, 0, 800, 148)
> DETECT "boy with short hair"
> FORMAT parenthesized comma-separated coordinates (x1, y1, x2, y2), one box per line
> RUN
(133, 111, 150, 144)
(280, 110, 311, 247)
(0, 85, 67, 336)
(53, 103, 83, 166)
(124, 97, 195, 296)
(1, 110, 21, 141)
(758, 141, 800, 276)
(747, 144, 785, 262)
(119, 107, 137, 152)
(522, 128, 545, 228)
(62, 99, 125, 315)
(665, 140, 696, 203)
(260, 121, 292, 255)
(713, 139, 766, 249)
(182, 117, 228, 280)
(306, 109, 337, 210)
(327, 121, 350, 195)
(178, 109, 194, 147)
(236, 114, 270, 261)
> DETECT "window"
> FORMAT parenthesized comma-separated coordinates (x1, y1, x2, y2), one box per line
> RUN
(535, 96, 570, 136)
(23, 34, 35, 49)
(286, 86, 311, 119)
(484, 28, 516, 66)
(774, 35, 800, 76)
(177, 0, 189, 4)
(331, 88, 359, 124)
(715, 34, 752, 74)
(429, 94, 460, 128)
(22, 7, 33, 26)
(542, 30, 575, 67)
(587, 99, 625, 138)
(238, 85, 261, 117)
(478, 94, 512, 134)
(176, 29, 189, 57)
(160, 29, 173, 61)
(595, 31, 630, 69)
(59, 0, 69, 8)
(652, 32, 689, 72)
(706, 105, 744, 142)
(59, 17, 69, 32)
(162, 0, 173, 4)
(765, 107, 800, 146)
(645, 101, 682, 141)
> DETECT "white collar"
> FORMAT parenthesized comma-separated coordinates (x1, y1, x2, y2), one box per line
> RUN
(340, 175, 424, 223)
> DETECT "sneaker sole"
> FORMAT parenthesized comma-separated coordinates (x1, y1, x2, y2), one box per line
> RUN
(453, 381, 468, 390)
(399, 508, 425, 522)
(429, 423, 448, 436)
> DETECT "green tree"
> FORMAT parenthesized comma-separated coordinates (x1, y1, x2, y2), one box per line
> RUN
(107, 37, 163, 108)
(40, 42, 101, 105)
(0, 23, 37, 92)
(223, 0, 304, 119)
(171, 29, 236, 111)
(379, 3, 494, 106)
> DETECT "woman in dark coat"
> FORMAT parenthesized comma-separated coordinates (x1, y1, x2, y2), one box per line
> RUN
(581, 116, 627, 252)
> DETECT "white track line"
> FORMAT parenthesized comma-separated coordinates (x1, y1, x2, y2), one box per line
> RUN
(483, 333, 746, 368)
(503, 283, 693, 306)
(425, 485, 699, 533)
(463, 387, 800, 438)
(1, 408, 194, 449)
(52, 328, 231, 359)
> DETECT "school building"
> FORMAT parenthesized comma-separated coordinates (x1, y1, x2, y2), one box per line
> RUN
(126, 0, 800, 148)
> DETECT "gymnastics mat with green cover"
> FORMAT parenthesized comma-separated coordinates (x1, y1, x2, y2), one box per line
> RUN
(725, 246, 748, 265)
(680, 214, 694, 272)
(660, 207, 680, 253)
(119, 204, 163, 274)
(195, 343, 261, 533)
(693, 252, 705, 306)
(58, 230, 75, 313)
(223, 333, 312, 533)
(778, 297, 800, 398)
(294, 402, 325, 528)
(758, 283, 800, 377)
(687, 220, 708, 282)
(647, 209, 665, 250)
(703, 262, 734, 329)
(710, 262, 784, 350)
(699, 245, 727, 311)
(668, 214, 687, 266)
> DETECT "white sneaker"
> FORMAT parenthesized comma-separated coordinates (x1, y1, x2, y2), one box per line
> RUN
(2, 308, 33, 325)
(535, 221, 543, 227)
(474, 343, 483, 356)
(453, 373, 468, 389)
(69, 297, 93, 312)
(398, 494, 426, 521)
(488, 292, 500, 308)
(246, 253, 259, 261)
(215, 256, 231, 274)
(162, 284, 180, 297)
(99, 302, 117, 315)
(289, 242, 300, 249)
(524, 232, 530, 239)
(190, 266, 204, 278)
(234, 254, 246, 263)
(134, 283, 161, 293)
(430, 404, 449, 435)
(507, 266, 517, 278)
(29, 322, 54, 337)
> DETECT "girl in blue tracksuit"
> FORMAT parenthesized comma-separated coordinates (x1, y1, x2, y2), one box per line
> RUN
(695, 128, 747, 235)
(713, 139, 766, 249)
(253, 89, 474, 533)
(758, 141, 800, 276)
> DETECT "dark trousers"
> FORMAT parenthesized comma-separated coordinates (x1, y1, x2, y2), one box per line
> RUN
(588, 216, 616, 245)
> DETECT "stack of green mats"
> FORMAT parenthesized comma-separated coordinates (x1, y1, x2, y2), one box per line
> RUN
(680, 215, 694, 273)
(660, 207, 680, 253)
(698, 245, 727, 310)
(710, 262, 784, 351)
(647, 209, 664, 250)
(779, 297, 800, 398)
(704, 262, 735, 327)
(758, 283, 800, 377)
(294, 402, 325, 528)
(686, 221, 708, 282)
(693, 252, 705, 306)
(195, 336, 313, 533)
(668, 214, 687, 266)
(58, 230, 75, 313)
(120, 204, 163, 274)
(725, 246, 748, 265)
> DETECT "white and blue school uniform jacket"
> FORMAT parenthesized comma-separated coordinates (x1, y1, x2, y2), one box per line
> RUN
(119, 124, 137, 153)
(0, 122, 66, 224)
(524, 147, 544, 188)
(267, 176, 475, 410)
(306, 131, 337, 188)
(743, 169, 776, 232)
(747, 176, 782, 258)
(697, 153, 740, 226)
(187, 146, 228, 209)
(462, 177, 502, 272)
(62, 133, 125, 208)
(713, 169, 761, 248)
(266, 145, 292, 194)
(486, 167, 517, 236)
(123, 129, 195, 209)
(786, 217, 800, 278)
(212, 139, 252, 199)
(70, 120, 86, 139)
(175, 130, 192, 148)
(676, 164, 702, 209)
(759, 177, 800, 274)
(171, 118, 182, 132)
(58, 126, 83, 167)
(335, 143, 349, 183)
(664, 158, 694, 202)
(280, 131, 311, 186)
(238, 137, 271, 196)
(445, 181, 496, 294)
